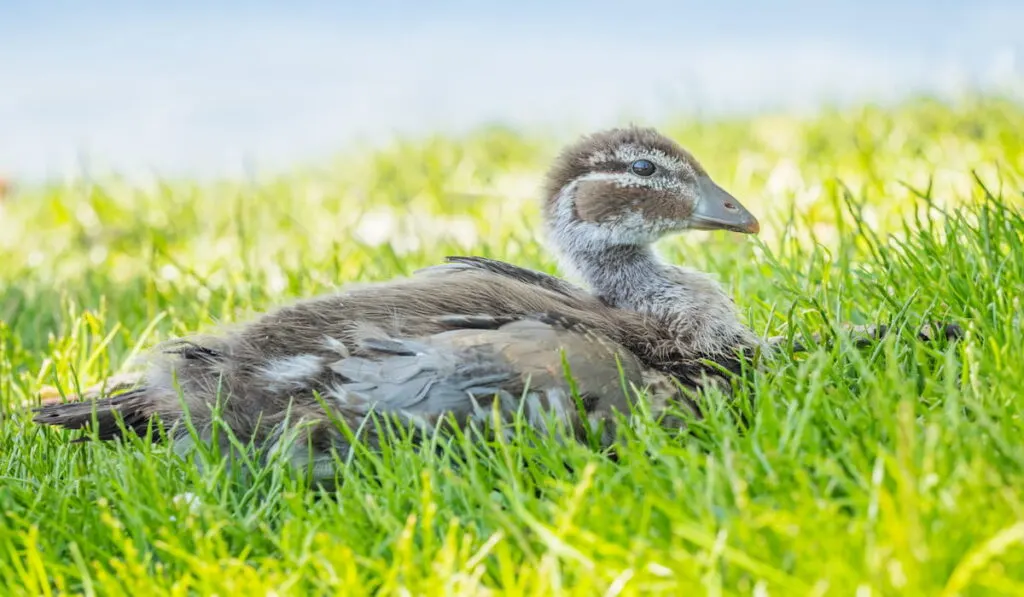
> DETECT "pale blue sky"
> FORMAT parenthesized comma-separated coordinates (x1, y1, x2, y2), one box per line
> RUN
(2, 1, 1022, 181)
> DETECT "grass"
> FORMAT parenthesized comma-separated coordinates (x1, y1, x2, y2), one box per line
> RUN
(1, 94, 1023, 595)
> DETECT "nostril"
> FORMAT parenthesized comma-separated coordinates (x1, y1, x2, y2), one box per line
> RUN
(724, 201, 737, 210)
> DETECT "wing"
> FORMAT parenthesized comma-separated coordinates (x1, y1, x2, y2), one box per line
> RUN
(325, 314, 661, 440)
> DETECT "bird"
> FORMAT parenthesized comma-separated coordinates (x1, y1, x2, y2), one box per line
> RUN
(33, 126, 765, 480)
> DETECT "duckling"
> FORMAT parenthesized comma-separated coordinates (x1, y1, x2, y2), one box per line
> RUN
(33, 127, 762, 470)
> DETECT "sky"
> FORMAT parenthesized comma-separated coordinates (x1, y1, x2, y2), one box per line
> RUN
(1, 1, 1022, 181)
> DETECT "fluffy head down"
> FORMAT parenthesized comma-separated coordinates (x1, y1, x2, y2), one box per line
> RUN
(543, 126, 708, 204)
(541, 126, 757, 252)
(543, 127, 709, 243)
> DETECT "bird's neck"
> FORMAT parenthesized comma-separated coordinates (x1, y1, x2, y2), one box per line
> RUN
(545, 182, 682, 312)
(563, 241, 664, 310)
(545, 184, 761, 356)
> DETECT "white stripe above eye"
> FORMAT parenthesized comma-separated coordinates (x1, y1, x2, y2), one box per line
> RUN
(586, 144, 688, 174)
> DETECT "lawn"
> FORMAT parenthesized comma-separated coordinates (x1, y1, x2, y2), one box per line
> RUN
(1, 96, 1023, 596)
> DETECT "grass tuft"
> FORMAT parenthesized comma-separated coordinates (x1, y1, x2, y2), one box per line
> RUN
(1, 96, 1023, 594)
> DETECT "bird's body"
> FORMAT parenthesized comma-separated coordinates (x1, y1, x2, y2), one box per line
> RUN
(271, 315, 695, 478)
(33, 126, 766, 482)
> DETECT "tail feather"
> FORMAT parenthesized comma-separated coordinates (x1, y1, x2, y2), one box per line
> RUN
(36, 372, 145, 407)
(32, 388, 162, 441)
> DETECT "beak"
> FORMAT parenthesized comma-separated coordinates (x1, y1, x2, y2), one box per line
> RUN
(690, 176, 760, 234)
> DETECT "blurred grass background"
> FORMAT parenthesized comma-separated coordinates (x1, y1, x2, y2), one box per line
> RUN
(1, 95, 1023, 595)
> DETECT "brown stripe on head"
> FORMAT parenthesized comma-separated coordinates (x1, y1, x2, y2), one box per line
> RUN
(574, 180, 695, 225)
(542, 126, 707, 212)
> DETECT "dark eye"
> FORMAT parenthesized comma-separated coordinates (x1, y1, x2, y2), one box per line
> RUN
(630, 159, 656, 176)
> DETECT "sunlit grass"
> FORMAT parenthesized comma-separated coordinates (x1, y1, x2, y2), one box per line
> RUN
(1, 95, 1023, 595)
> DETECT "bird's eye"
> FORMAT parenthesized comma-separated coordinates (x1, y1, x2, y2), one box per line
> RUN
(630, 159, 656, 176)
